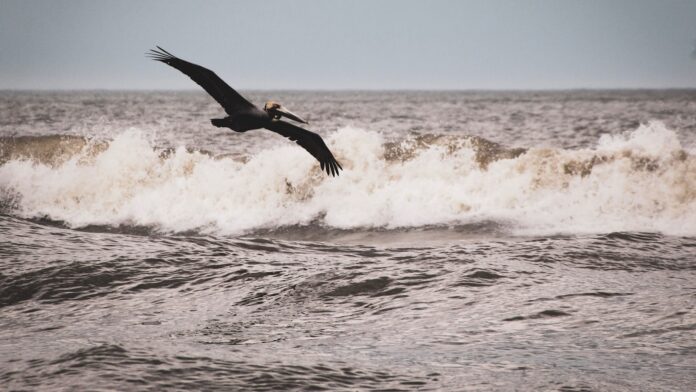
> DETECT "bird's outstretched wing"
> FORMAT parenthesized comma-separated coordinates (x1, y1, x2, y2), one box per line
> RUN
(265, 120, 343, 177)
(147, 46, 255, 115)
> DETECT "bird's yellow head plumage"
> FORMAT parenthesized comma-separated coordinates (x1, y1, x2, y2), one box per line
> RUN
(263, 101, 308, 124)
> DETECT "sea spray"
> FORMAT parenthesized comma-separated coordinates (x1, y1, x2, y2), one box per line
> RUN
(0, 122, 693, 236)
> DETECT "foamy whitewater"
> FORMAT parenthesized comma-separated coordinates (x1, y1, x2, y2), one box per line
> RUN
(1, 91, 695, 391)
(1, 122, 694, 236)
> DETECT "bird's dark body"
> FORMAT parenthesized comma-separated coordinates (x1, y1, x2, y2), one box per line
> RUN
(212, 109, 270, 132)
(147, 46, 342, 176)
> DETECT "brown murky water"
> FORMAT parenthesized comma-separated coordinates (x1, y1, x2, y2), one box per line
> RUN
(1, 90, 695, 391)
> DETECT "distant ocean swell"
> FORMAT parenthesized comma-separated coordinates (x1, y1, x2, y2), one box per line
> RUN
(0, 121, 694, 236)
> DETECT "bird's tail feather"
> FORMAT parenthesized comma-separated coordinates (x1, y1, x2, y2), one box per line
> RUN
(211, 118, 227, 128)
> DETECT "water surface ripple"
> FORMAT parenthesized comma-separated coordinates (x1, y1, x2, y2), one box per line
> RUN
(1, 91, 695, 391)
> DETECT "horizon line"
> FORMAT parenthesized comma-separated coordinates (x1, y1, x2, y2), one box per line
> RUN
(2, 87, 696, 93)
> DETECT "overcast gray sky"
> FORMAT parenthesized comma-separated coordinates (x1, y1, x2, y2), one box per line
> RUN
(1, 0, 695, 90)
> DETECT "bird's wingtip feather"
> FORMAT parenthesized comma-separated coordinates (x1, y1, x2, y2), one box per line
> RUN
(156, 46, 175, 57)
(146, 46, 177, 62)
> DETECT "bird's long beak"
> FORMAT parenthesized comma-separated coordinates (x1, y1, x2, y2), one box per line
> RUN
(276, 105, 309, 124)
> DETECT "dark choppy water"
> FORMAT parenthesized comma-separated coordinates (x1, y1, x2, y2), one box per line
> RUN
(1, 90, 695, 391)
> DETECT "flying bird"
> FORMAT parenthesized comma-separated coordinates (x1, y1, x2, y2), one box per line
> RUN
(147, 46, 342, 176)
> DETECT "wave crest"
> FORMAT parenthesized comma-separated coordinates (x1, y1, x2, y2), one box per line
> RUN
(0, 122, 694, 236)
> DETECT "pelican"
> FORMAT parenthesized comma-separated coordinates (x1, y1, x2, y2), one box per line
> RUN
(147, 46, 342, 176)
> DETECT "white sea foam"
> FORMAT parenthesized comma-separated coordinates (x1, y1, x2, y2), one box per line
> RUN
(1, 122, 694, 236)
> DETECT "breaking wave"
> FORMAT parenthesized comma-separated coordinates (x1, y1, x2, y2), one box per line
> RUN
(1, 121, 694, 236)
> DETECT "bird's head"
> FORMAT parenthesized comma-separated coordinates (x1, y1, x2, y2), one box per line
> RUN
(264, 101, 309, 124)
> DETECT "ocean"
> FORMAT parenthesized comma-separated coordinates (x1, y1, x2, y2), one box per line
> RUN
(1, 90, 695, 391)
